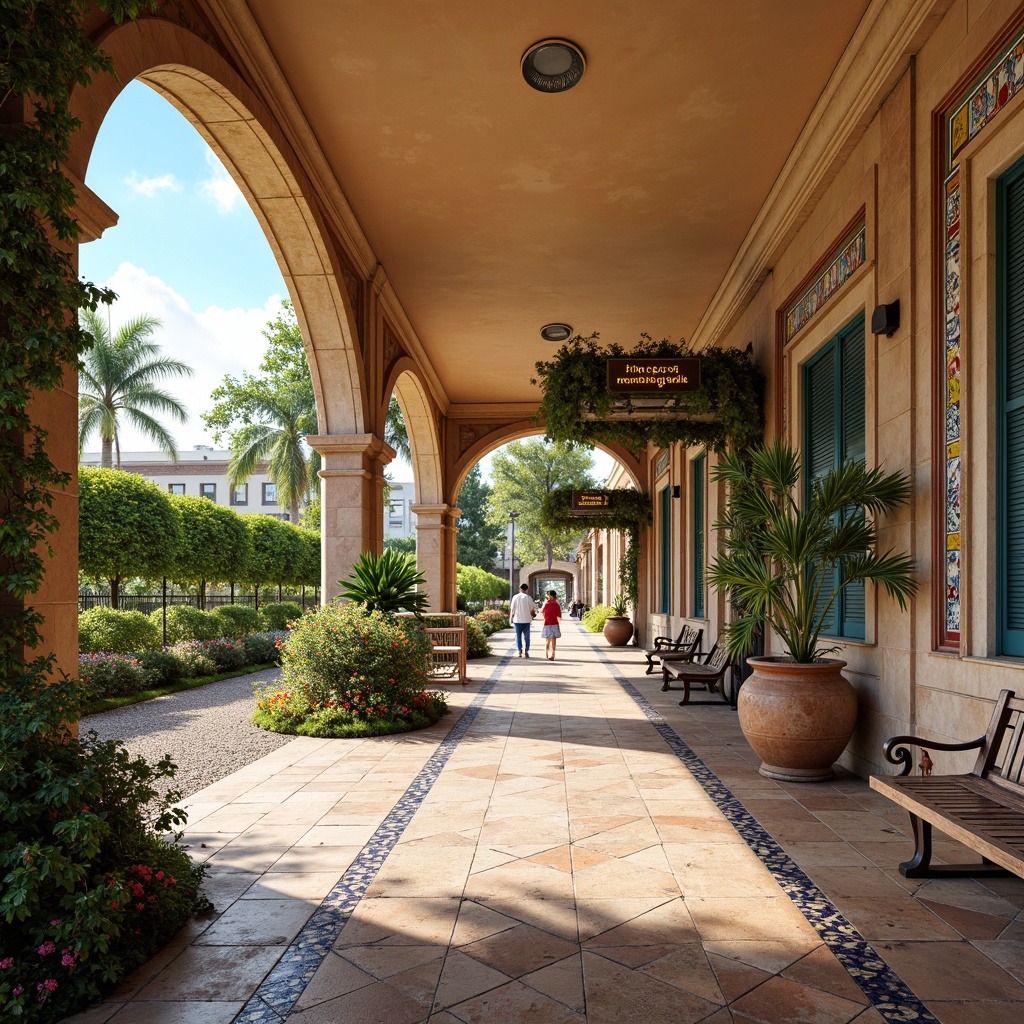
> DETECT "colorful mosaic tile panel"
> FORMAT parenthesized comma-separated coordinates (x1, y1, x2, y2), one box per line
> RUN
(784, 222, 867, 343)
(940, 25, 1024, 645)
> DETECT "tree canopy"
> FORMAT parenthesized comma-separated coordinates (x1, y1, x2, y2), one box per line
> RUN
(203, 301, 319, 522)
(168, 495, 251, 606)
(78, 467, 179, 608)
(485, 439, 595, 567)
(78, 310, 192, 468)
(456, 465, 503, 570)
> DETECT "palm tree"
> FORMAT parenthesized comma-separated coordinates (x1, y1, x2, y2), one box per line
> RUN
(227, 391, 319, 524)
(78, 310, 193, 468)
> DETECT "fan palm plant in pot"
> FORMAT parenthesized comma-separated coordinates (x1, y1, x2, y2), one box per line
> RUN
(603, 593, 634, 646)
(707, 440, 917, 781)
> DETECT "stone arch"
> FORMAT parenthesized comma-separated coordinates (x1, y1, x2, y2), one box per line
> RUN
(450, 421, 642, 501)
(386, 361, 443, 506)
(69, 17, 365, 437)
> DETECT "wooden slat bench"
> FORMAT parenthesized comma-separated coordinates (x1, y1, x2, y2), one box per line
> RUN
(661, 642, 733, 706)
(643, 624, 703, 674)
(869, 688, 1024, 879)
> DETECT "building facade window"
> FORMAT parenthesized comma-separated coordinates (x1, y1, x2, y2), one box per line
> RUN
(693, 453, 706, 618)
(389, 498, 404, 527)
(168, 483, 185, 495)
(803, 312, 866, 640)
(231, 483, 248, 506)
(998, 156, 1024, 656)
(262, 482, 277, 505)
(200, 483, 216, 502)
(658, 484, 671, 614)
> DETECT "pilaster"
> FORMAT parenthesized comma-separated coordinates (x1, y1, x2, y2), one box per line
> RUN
(410, 503, 460, 612)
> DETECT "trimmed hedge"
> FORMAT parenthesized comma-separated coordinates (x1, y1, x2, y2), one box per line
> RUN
(79, 607, 161, 654)
(210, 604, 261, 638)
(259, 601, 303, 631)
(154, 605, 220, 644)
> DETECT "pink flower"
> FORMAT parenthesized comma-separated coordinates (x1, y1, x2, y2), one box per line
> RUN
(12, 985, 23, 997)
(37, 978, 58, 993)
(49, 919, 62, 928)
(0, 957, 13, 969)
(37, 942, 56, 957)
(61, 952, 75, 967)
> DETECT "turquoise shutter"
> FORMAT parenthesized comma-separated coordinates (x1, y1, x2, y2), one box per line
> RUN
(1000, 161, 1024, 654)
(840, 321, 866, 639)
(805, 348, 838, 634)
(659, 485, 671, 613)
(693, 454, 706, 617)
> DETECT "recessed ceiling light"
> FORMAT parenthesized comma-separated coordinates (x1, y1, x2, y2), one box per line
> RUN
(540, 323, 573, 342)
(521, 39, 586, 93)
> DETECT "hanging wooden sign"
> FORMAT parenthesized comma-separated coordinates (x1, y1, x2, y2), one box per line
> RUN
(570, 491, 612, 514)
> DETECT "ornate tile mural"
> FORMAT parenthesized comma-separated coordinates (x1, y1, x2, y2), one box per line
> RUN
(939, 29, 1024, 646)
(784, 222, 866, 343)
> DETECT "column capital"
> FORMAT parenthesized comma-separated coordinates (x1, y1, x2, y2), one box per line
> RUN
(410, 503, 461, 522)
(307, 433, 395, 465)
(63, 165, 118, 243)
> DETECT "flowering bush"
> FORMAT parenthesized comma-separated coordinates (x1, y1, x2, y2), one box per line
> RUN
(196, 637, 247, 672)
(251, 603, 446, 737)
(164, 640, 217, 678)
(77, 653, 155, 698)
(258, 601, 303, 631)
(474, 609, 510, 635)
(465, 617, 491, 658)
(241, 630, 287, 665)
(0, 676, 207, 1023)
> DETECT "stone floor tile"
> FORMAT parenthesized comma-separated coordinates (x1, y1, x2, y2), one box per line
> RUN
(107, 1001, 244, 1023)
(581, 950, 722, 1024)
(637, 942, 725, 1002)
(685, 895, 821, 943)
(583, 896, 699, 948)
(447, 978, 585, 1023)
(335, 897, 461, 947)
(340, 943, 447, 981)
(463, 857, 575, 900)
(194, 897, 316, 945)
(521, 952, 587, 1012)
(572, 856, 680, 899)
(290, 946, 378, 1011)
(264, 845, 361, 873)
(289, 978, 429, 1024)
(240, 871, 343, 900)
(574, 897, 675, 942)
(780, 946, 869, 1004)
(367, 845, 476, 898)
(729, 975, 865, 1024)
(134, 945, 286, 1001)
(429, 949, 511, 1009)
(701, 938, 823, 975)
(830, 896, 960, 942)
(459, 922, 579, 978)
(296, 823, 378, 846)
(922, 1001, 1024, 1024)
(972, 937, 1024, 982)
(873, 940, 1024, 1000)
(62, 1004, 125, 1024)
(707, 952, 775, 1001)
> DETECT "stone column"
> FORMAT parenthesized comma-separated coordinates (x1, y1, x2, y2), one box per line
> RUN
(411, 504, 460, 612)
(307, 434, 394, 603)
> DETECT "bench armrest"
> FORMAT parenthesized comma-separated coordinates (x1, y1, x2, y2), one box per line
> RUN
(651, 635, 675, 649)
(882, 733, 986, 776)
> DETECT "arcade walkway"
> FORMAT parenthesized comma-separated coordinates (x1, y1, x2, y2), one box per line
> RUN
(70, 624, 1024, 1024)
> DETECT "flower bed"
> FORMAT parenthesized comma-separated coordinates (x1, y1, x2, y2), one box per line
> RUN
(252, 603, 448, 738)
(0, 678, 208, 1023)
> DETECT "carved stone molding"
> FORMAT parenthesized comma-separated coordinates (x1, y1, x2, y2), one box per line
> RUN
(458, 423, 493, 456)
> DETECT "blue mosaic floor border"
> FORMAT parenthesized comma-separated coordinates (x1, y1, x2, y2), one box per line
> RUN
(235, 656, 512, 1024)
(589, 636, 940, 1024)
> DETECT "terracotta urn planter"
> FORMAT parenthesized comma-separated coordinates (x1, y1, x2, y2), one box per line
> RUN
(737, 657, 857, 782)
(603, 616, 634, 646)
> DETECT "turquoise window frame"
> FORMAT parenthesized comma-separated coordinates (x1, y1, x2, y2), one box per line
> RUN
(659, 484, 671, 614)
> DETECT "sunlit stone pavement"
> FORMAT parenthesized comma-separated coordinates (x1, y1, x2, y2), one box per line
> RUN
(66, 622, 1024, 1024)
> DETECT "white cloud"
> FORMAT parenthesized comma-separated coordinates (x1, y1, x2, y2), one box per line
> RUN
(124, 171, 182, 196)
(199, 147, 244, 214)
(88, 262, 284, 454)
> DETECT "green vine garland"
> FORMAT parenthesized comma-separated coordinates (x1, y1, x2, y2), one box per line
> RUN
(541, 488, 651, 610)
(1, 1, 154, 686)
(531, 333, 765, 455)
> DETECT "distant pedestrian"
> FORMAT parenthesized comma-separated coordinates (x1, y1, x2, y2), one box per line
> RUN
(509, 583, 538, 657)
(542, 590, 562, 660)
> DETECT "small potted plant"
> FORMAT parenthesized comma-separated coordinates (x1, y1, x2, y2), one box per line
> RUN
(603, 593, 634, 646)
(707, 440, 917, 781)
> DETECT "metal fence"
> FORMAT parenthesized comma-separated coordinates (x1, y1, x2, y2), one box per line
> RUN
(79, 590, 320, 614)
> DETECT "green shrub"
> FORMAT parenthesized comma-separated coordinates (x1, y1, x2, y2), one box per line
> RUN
(79, 607, 160, 655)
(259, 601, 303, 631)
(465, 617, 491, 658)
(154, 605, 220, 644)
(209, 604, 260, 638)
(0, 675, 207, 1023)
(582, 604, 615, 633)
(134, 649, 187, 686)
(338, 548, 429, 615)
(77, 653, 154, 698)
(241, 631, 287, 665)
(252, 604, 444, 738)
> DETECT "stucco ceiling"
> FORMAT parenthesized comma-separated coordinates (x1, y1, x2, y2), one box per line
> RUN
(245, 1, 871, 406)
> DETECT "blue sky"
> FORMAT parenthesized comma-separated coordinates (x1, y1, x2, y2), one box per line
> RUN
(79, 80, 614, 483)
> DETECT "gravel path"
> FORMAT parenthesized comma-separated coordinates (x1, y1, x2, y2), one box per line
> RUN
(82, 667, 297, 800)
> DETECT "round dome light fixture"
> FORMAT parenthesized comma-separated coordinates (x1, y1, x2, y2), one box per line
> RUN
(521, 39, 585, 94)
(540, 323, 573, 342)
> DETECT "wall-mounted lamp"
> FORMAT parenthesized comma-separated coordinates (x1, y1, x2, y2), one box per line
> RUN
(671, 485, 681, 498)
(870, 299, 900, 338)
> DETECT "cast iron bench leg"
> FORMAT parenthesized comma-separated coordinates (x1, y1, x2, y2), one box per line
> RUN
(900, 812, 1009, 878)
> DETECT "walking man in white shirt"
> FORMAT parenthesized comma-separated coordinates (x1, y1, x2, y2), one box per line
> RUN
(508, 583, 538, 658)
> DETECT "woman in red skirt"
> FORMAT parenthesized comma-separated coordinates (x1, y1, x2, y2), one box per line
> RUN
(541, 590, 562, 660)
